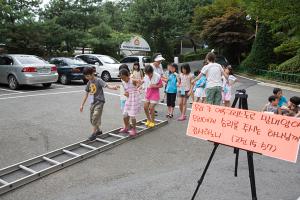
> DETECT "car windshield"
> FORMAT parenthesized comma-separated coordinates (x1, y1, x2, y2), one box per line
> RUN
(98, 56, 119, 64)
(143, 57, 151, 63)
(64, 58, 87, 65)
(15, 55, 46, 64)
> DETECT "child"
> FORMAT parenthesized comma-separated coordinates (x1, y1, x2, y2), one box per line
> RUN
(193, 74, 206, 103)
(143, 65, 163, 127)
(281, 96, 300, 117)
(262, 95, 280, 114)
(119, 64, 130, 111)
(131, 62, 144, 80)
(162, 63, 178, 118)
(119, 69, 142, 136)
(178, 63, 194, 121)
(80, 67, 118, 141)
(222, 65, 237, 107)
(273, 88, 288, 108)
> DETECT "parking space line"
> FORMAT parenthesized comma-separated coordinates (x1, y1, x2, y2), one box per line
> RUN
(0, 90, 83, 100)
(0, 88, 24, 93)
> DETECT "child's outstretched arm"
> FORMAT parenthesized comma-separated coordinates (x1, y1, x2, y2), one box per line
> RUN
(106, 84, 118, 90)
(80, 92, 89, 112)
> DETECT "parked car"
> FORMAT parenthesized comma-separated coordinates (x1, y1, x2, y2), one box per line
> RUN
(75, 54, 121, 82)
(120, 56, 151, 71)
(49, 57, 94, 85)
(0, 54, 58, 90)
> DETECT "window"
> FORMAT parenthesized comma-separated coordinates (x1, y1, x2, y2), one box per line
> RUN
(143, 57, 151, 63)
(121, 57, 138, 63)
(0, 56, 13, 65)
(64, 58, 86, 65)
(97, 56, 119, 64)
(15, 55, 45, 64)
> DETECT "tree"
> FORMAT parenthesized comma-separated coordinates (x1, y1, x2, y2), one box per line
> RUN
(240, 25, 277, 70)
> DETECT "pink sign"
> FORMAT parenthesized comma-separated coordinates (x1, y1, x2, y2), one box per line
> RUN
(187, 103, 300, 163)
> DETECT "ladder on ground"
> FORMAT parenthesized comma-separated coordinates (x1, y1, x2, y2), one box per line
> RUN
(0, 119, 167, 195)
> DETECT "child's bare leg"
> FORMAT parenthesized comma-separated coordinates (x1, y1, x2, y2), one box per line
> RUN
(144, 102, 151, 121)
(179, 97, 183, 115)
(149, 103, 156, 122)
(123, 115, 130, 129)
(202, 97, 206, 103)
(196, 97, 200, 102)
(182, 97, 188, 116)
(131, 117, 136, 129)
(224, 101, 230, 107)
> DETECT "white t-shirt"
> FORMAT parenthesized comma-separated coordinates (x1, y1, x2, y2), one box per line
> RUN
(151, 63, 164, 77)
(201, 63, 224, 88)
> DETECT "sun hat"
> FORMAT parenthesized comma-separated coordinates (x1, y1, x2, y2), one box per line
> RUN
(154, 54, 165, 62)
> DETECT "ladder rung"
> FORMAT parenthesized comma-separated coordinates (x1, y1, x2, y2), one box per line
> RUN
(63, 150, 80, 157)
(80, 143, 97, 150)
(136, 126, 146, 129)
(19, 165, 36, 174)
(96, 138, 111, 144)
(0, 178, 8, 185)
(43, 157, 60, 165)
(108, 133, 125, 139)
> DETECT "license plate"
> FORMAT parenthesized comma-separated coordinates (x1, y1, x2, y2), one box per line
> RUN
(39, 68, 49, 73)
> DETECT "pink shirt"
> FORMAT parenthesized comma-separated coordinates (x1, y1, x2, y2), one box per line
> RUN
(145, 79, 162, 101)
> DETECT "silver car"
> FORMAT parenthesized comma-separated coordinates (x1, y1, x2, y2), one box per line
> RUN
(0, 54, 58, 89)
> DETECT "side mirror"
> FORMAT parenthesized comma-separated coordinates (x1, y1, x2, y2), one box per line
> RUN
(95, 62, 100, 66)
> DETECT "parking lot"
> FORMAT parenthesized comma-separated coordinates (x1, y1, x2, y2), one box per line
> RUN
(0, 78, 299, 200)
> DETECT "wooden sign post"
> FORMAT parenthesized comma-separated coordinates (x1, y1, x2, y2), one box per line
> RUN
(187, 90, 300, 200)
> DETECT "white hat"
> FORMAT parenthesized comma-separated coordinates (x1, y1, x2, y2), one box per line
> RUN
(154, 55, 165, 62)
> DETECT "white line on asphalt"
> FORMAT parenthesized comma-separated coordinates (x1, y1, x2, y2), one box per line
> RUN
(257, 82, 300, 93)
(0, 90, 83, 100)
(0, 88, 24, 93)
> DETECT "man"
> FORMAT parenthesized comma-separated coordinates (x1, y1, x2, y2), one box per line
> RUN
(193, 52, 225, 105)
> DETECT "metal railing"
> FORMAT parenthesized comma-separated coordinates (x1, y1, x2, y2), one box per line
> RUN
(237, 67, 300, 84)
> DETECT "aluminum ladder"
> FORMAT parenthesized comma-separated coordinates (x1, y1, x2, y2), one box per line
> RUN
(0, 119, 168, 195)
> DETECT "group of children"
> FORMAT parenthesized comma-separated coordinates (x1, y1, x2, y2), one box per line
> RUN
(80, 53, 299, 141)
(262, 88, 300, 117)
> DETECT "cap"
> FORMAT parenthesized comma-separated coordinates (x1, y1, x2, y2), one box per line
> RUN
(154, 55, 165, 62)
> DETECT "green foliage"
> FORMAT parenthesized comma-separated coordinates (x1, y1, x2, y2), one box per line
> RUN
(180, 49, 210, 62)
(274, 39, 300, 56)
(276, 54, 300, 73)
(241, 25, 277, 69)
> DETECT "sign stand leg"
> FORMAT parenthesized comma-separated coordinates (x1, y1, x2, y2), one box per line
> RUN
(234, 148, 239, 177)
(191, 143, 219, 200)
(247, 151, 258, 200)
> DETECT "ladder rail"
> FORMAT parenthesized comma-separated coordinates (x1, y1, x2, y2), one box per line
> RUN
(0, 119, 167, 195)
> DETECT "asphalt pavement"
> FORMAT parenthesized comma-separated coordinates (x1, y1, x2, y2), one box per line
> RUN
(0, 77, 299, 200)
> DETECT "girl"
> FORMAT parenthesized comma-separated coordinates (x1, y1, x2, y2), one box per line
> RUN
(119, 64, 130, 111)
(119, 69, 142, 136)
(162, 63, 178, 118)
(178, 63, 194, 121)
(131, 62, 144, 80)
(193, 74, 206, 103)
(143, 65, 163, 128)
(222, 65, 237, 107)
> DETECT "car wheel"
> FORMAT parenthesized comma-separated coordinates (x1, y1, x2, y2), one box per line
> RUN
(43, 83, 52, 88)
(101, 71, 111, 82)
(8, 75, 19, 90)
(60, 74, 70, 85)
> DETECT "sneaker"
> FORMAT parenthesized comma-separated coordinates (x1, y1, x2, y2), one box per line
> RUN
(169, 114, 174, 118)
(160, 100, 165, 103)
(88, 131, 102, 141)
(119, 128, 129, 134)
(148, 122, 155, 128)
(166, 114, 170, 118)
(129, 129, 137, 136)
(145, 120, 151, 126)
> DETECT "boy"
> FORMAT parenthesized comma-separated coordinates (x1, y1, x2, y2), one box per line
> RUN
(262, 95, 280, 114)
(273, 88, 288, 107)
(80, 67, 118, 141)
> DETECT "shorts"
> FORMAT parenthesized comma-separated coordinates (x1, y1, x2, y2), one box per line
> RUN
(194, 87, 206, 98)
(167, 93, 177, 107)
(178, 90, 190, 99)
(90, 102, 104, 128)
(222, 91, 232, 101)
(145, 98, 159, 104)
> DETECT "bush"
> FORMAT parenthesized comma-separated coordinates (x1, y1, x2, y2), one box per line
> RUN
(276, 54, 300, 73)
(240, 25, 277, 70)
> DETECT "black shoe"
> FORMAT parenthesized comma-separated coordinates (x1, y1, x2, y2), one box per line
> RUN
(155, 110, 158, 114)
(88, 130, 102, 141)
